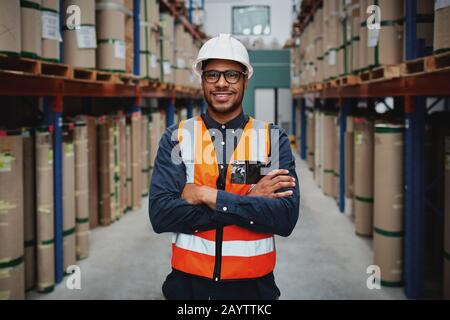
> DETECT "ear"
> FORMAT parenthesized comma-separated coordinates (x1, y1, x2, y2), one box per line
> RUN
(244, 76, 248, 90)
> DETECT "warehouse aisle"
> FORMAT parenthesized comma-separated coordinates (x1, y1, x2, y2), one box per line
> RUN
(28, 155, 405, 300)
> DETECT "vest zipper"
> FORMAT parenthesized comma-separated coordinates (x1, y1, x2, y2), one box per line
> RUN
(213, 226, 223, 281)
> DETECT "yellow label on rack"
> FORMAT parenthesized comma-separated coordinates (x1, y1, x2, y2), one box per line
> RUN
(64, 143, 74, 157)
(0, 152, 13, 173)
(48, 149, 53, 165)
(0, 200, 17, 214)
(355, 133, 363, 145)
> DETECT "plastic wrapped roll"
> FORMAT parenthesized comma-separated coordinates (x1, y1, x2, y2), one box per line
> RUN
(354, 117, 374, 237)
(373, 124, 405, 287)
(0, 131, 25, 300)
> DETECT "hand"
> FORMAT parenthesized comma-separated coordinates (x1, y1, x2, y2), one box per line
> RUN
(181, 184, 218, 210)
(247, 169, 295, 198)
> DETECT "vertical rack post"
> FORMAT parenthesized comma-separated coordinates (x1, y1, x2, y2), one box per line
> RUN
(292, 98, 297, 152)
(339, 98, 349, 213)
(405, 0, 418, 61)
(404, 95, 426, 299)
(133, 0, 141, 76)
(166, 94, 176, 127)
(189, 0, 193, 24)
(59, 0, 64, 62)
(44, 95, 64, 283)
(300, 98, 307, 160)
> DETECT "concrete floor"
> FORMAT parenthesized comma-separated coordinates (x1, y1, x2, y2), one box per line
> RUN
(28, 156, 406, 300)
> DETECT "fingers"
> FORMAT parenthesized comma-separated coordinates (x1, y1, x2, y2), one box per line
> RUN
(266, 169, 290, 177)
(271, 190, 294, 198)
(271, 181, 296, 192)
(271, 175, 295, 185)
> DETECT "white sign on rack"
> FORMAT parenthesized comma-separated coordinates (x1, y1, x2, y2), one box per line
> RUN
(368, 28, 380, 48)
(328, 50, 337, 66)
(76, 26, 97, 49)
(150, 54, 158, 69)
(114, 41, 126, 60)
(42, 11, 62, 41)
(163, 61, 172, 75)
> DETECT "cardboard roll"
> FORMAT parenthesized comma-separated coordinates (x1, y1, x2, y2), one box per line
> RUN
(62, 126, 76, 271)
(118, 117, 127, 214)
(353, 118, 374, 197)
(375, 24, 404, 66)
(376, 0, 404, 21)
(322, 113, 336, 196)
(0, 133, 25, 300)
(35, 128, 54, 293)
(21, 0, 42, 59)
(0, 262, 25, 300)
(24, 243, 35, 292)
(63, 232, 76, 271)
(354, 117, 374, 236)
(354, 200, 373, 236)
(96, 9, 125, 40)
(125, 124, 133, 211)
(21, 131, 36, 292)
(131, 113, 142, 210)
(373, 231, 403, 286)
(97, 42, 126, 72)
(63, 0, 95, 25)
(63, 29, 96, 68)
(444, 135, 450, 299)
(76, 116, 98, 229)
(36, 240, 54, 293)
(76, 219, 89, 260)
(434, 4, 450, 54)
(41, 0, 60, 61)
(141, 117, 150, 197)
(74, 123, 89, 220)
(98, 119, 112, 225)
(374, 124, 404, 232)
(332, 118, 340, 199)
(0, 0, 21, 55)
(344, 128, 354, 198)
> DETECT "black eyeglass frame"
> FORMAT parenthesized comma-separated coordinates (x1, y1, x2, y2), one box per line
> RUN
(201, 69, 248, 84)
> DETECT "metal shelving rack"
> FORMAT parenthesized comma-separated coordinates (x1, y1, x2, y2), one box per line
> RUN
(291, 0, 450, 299)
(0, 0, 206, 286)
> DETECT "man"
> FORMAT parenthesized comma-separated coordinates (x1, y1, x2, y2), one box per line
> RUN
(149, 34, 300, 300)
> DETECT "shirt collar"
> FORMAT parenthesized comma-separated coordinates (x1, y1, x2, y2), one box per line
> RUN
(201, 110, 248, 131)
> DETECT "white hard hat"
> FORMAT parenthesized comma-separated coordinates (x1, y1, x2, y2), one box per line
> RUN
(192, 33, 253, 79)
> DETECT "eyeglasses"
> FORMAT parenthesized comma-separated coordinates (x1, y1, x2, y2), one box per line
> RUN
(202, 70, 247, 84)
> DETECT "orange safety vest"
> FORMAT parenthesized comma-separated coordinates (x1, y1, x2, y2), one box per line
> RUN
(172, 115, 276, 280)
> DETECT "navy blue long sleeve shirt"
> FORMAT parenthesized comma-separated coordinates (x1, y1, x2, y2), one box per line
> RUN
(149, 111, 300, 299)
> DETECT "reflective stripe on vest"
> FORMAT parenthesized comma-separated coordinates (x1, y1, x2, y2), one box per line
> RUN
(172, 116, 276, 280)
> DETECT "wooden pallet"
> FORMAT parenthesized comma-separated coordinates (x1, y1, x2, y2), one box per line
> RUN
(73, 68, 96, 81)
(401, 57, 426, 76)
(338, 75, 361, 86)
(0, 54, 40, 75)
(370, 65, 401, 82)
(41, 60, 73, 78)
(360, 69, 372, 83)
(118, 73, 140, 85)
(96, 71, 122, 83)
(324, 79, 338, 89)
(425, 51, 450, 73)
(0, 54, 72, 78)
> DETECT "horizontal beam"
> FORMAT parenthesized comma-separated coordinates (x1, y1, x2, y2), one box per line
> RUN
(0, 71, 202, 99)
(293, 71, 450, 99)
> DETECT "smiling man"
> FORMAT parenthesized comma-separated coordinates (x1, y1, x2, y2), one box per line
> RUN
(149, 34, 300, 300)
